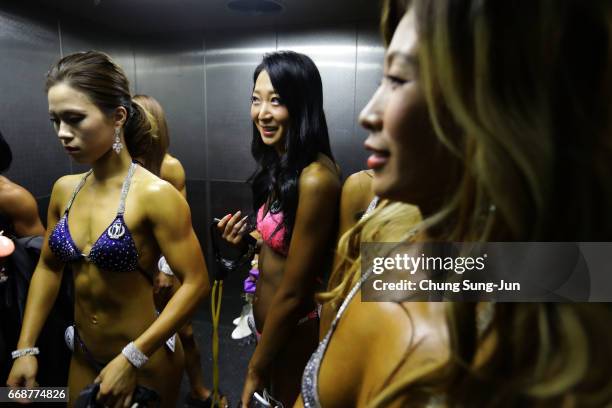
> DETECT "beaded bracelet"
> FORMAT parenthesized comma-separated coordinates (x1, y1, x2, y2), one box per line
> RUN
(11, 347, 40, 359)
(121, 342, 148, 368)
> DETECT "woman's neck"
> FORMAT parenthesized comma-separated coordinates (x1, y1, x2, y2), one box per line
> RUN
(417, 196, 446, 220)
(91, 147, 133, 183)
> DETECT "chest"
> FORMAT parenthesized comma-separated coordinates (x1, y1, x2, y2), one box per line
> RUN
(62, 183, 148, 255)
(316, 298, 371, 407)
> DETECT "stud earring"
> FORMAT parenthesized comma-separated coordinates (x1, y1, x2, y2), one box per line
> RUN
(112, 128, 123, 154)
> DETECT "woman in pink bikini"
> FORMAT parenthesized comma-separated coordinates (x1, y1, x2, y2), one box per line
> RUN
(217, 51, 341, 407)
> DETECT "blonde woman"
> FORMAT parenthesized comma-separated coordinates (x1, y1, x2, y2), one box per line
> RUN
(298, 0, 612, 407)
(319, 171, 420, 335)
(133, 94, 228, 407)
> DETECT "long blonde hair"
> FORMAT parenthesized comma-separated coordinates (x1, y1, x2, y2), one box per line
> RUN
(132, 94, 169, 176)
(325, 0, 612, 406)
(417, 0, 612, 241)
(320, 201, 421, 308)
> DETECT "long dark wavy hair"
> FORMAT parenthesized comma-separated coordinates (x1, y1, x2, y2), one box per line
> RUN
(249, 51, 335, 245)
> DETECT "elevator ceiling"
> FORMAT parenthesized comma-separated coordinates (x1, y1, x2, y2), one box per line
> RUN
(53, 0, 379, 34)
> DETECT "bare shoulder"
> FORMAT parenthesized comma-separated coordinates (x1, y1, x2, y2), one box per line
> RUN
(347, 297, 418, 350)
(160, 154, 186, 192)
(161, 154, 184, 173)
(0, 177, 34, 201)
(50, 173, 88, 206)
(53, 173, 85, 191)
(300, 159, 342, 194)
(352, 297, 448, 334)
(359, 301, 449, 405)
(160, 154, 185, 178)
(358, 281, 448, 349)
(135, 167, 179, 199)
(341, 170, 374, 207)
(0, 177, 37, 212)
(134, 167, 186, 213)
(343, 170, 372, 195)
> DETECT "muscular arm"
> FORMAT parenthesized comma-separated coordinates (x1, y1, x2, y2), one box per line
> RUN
(249, 166, 341, 373)
(0, 181, 45, 237)
(160, 156, 186, 198)
(132, 181, 209, 356)
(337, 171, 374, 238)
(319, 171, 374, 337)
(15, 177, 68, 350)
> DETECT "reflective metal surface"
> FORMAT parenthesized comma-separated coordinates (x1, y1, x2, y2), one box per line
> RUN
(54, 0, 378, 35)
(205, 28, 276, 182)
(0, 5, 67, 200)
(353, 23, 385, 177)
(134, 32, 206, 180)
(60, 19, 136, 90)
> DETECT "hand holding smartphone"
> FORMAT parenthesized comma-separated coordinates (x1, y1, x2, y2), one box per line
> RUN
(214, 213, 257, 247)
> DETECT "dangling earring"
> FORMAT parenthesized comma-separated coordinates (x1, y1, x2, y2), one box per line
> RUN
(112, 128, 123, 154)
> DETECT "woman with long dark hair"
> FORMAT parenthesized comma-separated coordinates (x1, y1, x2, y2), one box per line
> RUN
(218, 51, 341, 406)
(298, 0, 612, 406)
(7, 51, 209, 408)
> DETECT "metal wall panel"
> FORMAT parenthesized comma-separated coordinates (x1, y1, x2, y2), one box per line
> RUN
(133, 32, 206, 180)
(185, 179, 209, 249)
(209, 180, 253, 222)
(132, 33, 208, 243)
(205, 28, 276, 182)
(0, 6, 67, 200)
(277, 25, 358, 180)
(60, 20, 137, 92)
(352, 23, 385, 177)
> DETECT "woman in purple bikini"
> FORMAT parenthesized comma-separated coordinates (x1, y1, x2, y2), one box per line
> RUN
(217, 51, 341, 407)
(7, 51, 209, 408)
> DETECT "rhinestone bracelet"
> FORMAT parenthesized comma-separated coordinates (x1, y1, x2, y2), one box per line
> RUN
(11, 347, 40, 359)
(121, 342, 148, 368)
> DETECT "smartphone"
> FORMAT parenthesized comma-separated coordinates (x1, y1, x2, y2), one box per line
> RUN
(213, 216, 257, 246)
(213, 215, 249, 224)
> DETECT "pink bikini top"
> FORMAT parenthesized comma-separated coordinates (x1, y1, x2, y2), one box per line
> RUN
(257, 204, 289, 256)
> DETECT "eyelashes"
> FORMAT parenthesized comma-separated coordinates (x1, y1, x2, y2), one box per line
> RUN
(384, 75, 409, 89)
(49, 115, 85, 127)
(250, 96, 283, 105)
(377, 75, 410, 89)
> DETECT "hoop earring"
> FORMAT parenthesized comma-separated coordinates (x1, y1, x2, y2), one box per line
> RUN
(112, 128, 123, 154)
